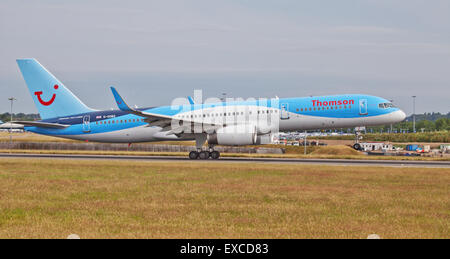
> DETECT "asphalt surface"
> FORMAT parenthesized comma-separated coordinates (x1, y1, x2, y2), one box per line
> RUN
(0, 153, 449, 168)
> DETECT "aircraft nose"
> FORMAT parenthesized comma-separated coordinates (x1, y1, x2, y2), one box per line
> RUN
(392, 109, 406, 123)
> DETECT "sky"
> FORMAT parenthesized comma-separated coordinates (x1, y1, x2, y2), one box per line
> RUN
(1, 0, 449, 115)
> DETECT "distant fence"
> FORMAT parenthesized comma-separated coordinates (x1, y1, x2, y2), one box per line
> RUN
(0, 142, 284, 154)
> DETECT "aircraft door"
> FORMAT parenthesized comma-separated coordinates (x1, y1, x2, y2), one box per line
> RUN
(83, 115, 91, 133)
(280, 103, 289, 120)
(359, 99, 368, 115)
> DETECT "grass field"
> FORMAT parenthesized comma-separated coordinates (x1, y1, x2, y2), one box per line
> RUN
(1, 148, 449, 161)
(0, 158, 448, 239)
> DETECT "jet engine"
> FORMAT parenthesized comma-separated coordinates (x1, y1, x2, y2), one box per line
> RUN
(208, 124, 257, 146)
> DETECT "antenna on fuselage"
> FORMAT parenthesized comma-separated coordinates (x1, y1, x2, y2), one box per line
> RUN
(221, 93, 227, 102)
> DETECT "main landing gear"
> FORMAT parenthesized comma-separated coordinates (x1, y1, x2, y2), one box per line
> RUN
(189, 134, 220, 159)
(189, 150, 220, 160)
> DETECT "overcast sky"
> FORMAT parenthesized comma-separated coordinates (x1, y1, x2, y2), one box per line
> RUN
(1, 0, 449, 115)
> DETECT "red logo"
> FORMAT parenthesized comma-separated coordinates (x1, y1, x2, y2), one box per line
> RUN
(312, 99, 354, 107)
(35, 84, 58, 106)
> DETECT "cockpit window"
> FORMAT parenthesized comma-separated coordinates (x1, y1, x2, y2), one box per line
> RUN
(379, 103, 395, 109)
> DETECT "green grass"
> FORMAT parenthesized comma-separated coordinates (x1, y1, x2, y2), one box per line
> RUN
(0, 158, 448, 239)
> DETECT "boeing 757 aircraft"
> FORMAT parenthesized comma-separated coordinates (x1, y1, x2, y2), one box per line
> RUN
(14, 59, 406, 159)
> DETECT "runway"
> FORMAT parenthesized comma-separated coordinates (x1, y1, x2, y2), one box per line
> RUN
(1, 153, 449, 168)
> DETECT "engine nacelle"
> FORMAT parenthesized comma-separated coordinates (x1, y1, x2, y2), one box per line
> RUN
(208, 125, 257, 146)
(255, 134, 275, 145)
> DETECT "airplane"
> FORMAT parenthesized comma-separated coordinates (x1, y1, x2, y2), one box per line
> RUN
(14, 58, 406, 159)
(0, 120, 25, 130)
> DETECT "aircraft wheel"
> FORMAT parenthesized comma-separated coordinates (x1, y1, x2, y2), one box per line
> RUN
(210, 151, 220, 160)
(199, 151, 210, 160)
(353, 143, 361, 151)
(189, 151, 199, 159)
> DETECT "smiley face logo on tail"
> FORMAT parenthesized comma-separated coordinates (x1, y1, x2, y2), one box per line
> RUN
(34, 84, 58, 106)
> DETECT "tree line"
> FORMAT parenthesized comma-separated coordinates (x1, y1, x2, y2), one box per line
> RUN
(0, 113, 40, 122)
(368, 112, 450, 133)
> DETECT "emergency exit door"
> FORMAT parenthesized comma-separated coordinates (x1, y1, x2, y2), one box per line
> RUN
(82, 115, 91, 133)
(359, 99, 368, 115)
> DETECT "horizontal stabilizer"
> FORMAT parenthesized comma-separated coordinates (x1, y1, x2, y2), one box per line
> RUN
(0, 122, 25, 129)
(12, 121, 69, 129)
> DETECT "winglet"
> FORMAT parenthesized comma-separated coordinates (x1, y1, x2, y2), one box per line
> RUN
(110, 86, 133, 111)
(110, 86, 173, 121)
(187, 96, 195, 105)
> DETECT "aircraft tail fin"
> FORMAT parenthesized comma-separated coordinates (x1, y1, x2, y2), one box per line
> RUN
(16, 59, 94, 120)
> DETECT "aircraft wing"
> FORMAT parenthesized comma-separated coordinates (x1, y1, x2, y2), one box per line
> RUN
(110, 87, 224, 134)
(11, 121, 69, 129)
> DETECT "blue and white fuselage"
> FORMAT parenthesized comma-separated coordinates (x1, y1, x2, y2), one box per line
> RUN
(27, 95, 405, 143)
(15, 59, 406, 158)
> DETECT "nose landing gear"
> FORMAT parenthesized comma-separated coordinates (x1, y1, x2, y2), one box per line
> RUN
(353, 143, 361, 151)
(352, 127, 364, 151)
